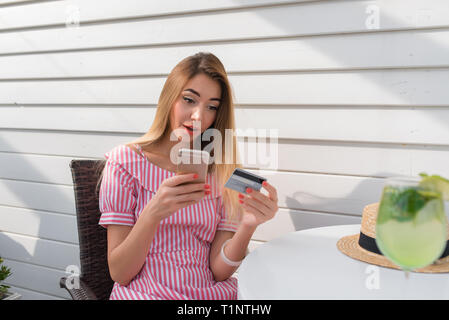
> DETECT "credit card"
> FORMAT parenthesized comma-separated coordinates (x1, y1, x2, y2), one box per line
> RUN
(224, 168, 267, 194)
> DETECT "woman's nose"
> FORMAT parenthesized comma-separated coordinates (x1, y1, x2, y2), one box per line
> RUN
(191, 107, 203, 121)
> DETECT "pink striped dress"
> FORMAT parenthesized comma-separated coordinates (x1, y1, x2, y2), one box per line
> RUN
(98, 143, 240, 300)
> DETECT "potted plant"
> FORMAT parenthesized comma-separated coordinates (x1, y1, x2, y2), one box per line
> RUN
(0, 257, 21, 300)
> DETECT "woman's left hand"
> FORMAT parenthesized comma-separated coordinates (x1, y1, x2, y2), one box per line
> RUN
(239, 181, 278, 228)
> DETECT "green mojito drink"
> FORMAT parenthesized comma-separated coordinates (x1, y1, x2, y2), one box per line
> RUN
(376, 177, 447, 271)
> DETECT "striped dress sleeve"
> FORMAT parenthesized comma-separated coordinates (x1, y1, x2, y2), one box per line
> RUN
(216, 196, 240, 232)
(98, 160, 137, 228)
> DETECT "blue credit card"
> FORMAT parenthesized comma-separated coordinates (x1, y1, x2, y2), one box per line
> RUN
(224, 168, 267, 194)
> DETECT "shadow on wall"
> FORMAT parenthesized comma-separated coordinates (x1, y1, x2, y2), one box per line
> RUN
(285, 176, 381, 231)
(0, 137, 79, 299)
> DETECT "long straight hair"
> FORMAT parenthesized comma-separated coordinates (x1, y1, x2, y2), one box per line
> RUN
(97, 52, 243, 221)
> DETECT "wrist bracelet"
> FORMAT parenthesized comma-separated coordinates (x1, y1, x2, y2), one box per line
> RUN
(220, 239, 244, 267)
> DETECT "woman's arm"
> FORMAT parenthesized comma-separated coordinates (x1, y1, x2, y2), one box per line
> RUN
(107, 213, 161, 286)
(210, 225, 256, 282)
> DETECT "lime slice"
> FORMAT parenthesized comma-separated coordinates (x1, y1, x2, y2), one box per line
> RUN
(419, 173, 449, 201)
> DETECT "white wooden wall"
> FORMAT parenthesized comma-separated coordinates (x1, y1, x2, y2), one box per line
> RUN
(0, 0, 448, 300)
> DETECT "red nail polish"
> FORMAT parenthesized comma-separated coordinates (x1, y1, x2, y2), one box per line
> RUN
(205, 184, 210, 189)
(238, 194, 244, 199)
(246, 187, 252, 193)
(193, 174, 199, 179)
(239, 200, 244, 204)
(262, 181, 268, 186)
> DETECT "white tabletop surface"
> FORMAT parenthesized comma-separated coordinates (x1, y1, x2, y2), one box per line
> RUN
(237, 224, 449, 300)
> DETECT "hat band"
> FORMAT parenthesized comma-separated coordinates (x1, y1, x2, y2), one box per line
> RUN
(358, 232, 382, 255)
(359, 232, 449, 259)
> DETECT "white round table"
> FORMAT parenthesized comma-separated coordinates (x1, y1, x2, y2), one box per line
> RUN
(237, 225, 449, 299)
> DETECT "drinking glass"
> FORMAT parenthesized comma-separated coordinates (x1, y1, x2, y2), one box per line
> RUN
(376, 176, 447, 277)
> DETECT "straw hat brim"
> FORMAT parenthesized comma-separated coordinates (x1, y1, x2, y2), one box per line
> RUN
(337, 233, 449, 273)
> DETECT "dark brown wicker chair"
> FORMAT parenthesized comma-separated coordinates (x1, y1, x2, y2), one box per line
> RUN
(59, 159, 114, 300)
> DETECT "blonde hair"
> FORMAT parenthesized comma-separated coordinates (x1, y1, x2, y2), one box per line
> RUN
(97, 52, 243, 221)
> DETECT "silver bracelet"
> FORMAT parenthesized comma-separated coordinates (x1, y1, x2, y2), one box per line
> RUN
(220, 239, 244, 267)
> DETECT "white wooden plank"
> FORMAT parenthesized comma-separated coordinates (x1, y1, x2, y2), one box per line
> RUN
(2, 258, 72, 299)
(0, 105, 156, 133)
(0, 165, 382, 216)
(1, 0, 448, 55)
(0, 179, 76, 215)
(0, 0, 311, 30)
(237, 107, 449, 145)
(0, 0, 39, 5)
(1, 70, 448, 106)
(1, 130, 448, 184)
(249, 169, 385, 215)
(0, 231, 80, 270)
(257, 139, 449, 178)
(230, 71, 449, 107)
(0, 150, 74, 184)
(0, 129, 136, 157)
(0, 206, 78, 244)
(1, 130, 448, 179)
(1, 29, 448, 79)
(2, 137, 449, 183)
(252, 208, 361, 242)
(6, 285, 66, 300)
(2, 104, 449, 145)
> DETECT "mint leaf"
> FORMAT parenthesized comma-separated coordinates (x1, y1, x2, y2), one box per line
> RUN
(392, 188, 438, 222)
(396, 189, 426, 215)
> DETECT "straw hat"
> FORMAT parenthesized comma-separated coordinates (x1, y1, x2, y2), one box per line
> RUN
(337, 203, 449, 273)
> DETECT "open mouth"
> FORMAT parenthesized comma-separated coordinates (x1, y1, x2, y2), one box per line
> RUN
(183, 125, 194, 133)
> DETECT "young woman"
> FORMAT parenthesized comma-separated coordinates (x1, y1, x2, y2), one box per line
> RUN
(97, 52, 279, 300)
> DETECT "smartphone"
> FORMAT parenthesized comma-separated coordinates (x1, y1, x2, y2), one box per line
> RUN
(176, 148, 210, 185)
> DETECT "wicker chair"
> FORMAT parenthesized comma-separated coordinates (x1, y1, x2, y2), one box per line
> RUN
(59, 159, 114, 300)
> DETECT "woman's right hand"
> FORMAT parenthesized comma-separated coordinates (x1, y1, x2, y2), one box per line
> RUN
(143, 173, 210, 222)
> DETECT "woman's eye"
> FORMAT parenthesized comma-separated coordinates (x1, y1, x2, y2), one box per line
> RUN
(183, 97, 194, 104)
(184, 97, 218, 110)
